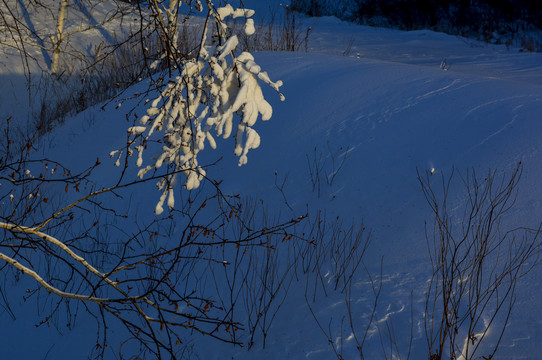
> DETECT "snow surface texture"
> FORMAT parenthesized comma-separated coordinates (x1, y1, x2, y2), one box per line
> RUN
(2, 1, 542, 359)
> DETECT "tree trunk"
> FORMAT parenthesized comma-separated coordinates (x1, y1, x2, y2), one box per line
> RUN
(167, 0, 180, 48)
(51, 0, 69, 74)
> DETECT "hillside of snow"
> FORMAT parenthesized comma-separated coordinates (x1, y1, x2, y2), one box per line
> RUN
(2, 1, 542, 359)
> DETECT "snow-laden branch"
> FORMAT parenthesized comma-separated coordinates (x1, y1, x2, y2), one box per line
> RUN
(0, 220, 154, 306)
(113, 3, 284, 215)
(0, 221, 115, 284)
(0, 250, 109, 303)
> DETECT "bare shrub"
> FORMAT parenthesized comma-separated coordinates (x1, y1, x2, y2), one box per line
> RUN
(300, 209, 378, 359)
(302, 163, 542, 360)
(419, 164, 541, 360)
(306, 143, 350, 198)
(232, 5, 310, 52)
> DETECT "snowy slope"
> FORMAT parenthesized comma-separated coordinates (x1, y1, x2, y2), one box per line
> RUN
(204, 51, 542, 360)
(2, 3, 542, 360)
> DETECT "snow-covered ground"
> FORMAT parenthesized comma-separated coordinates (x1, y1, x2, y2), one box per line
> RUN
(2, 1, 542, 359)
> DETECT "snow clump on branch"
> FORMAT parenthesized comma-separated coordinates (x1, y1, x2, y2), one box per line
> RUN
(112, 2, 284, 215)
